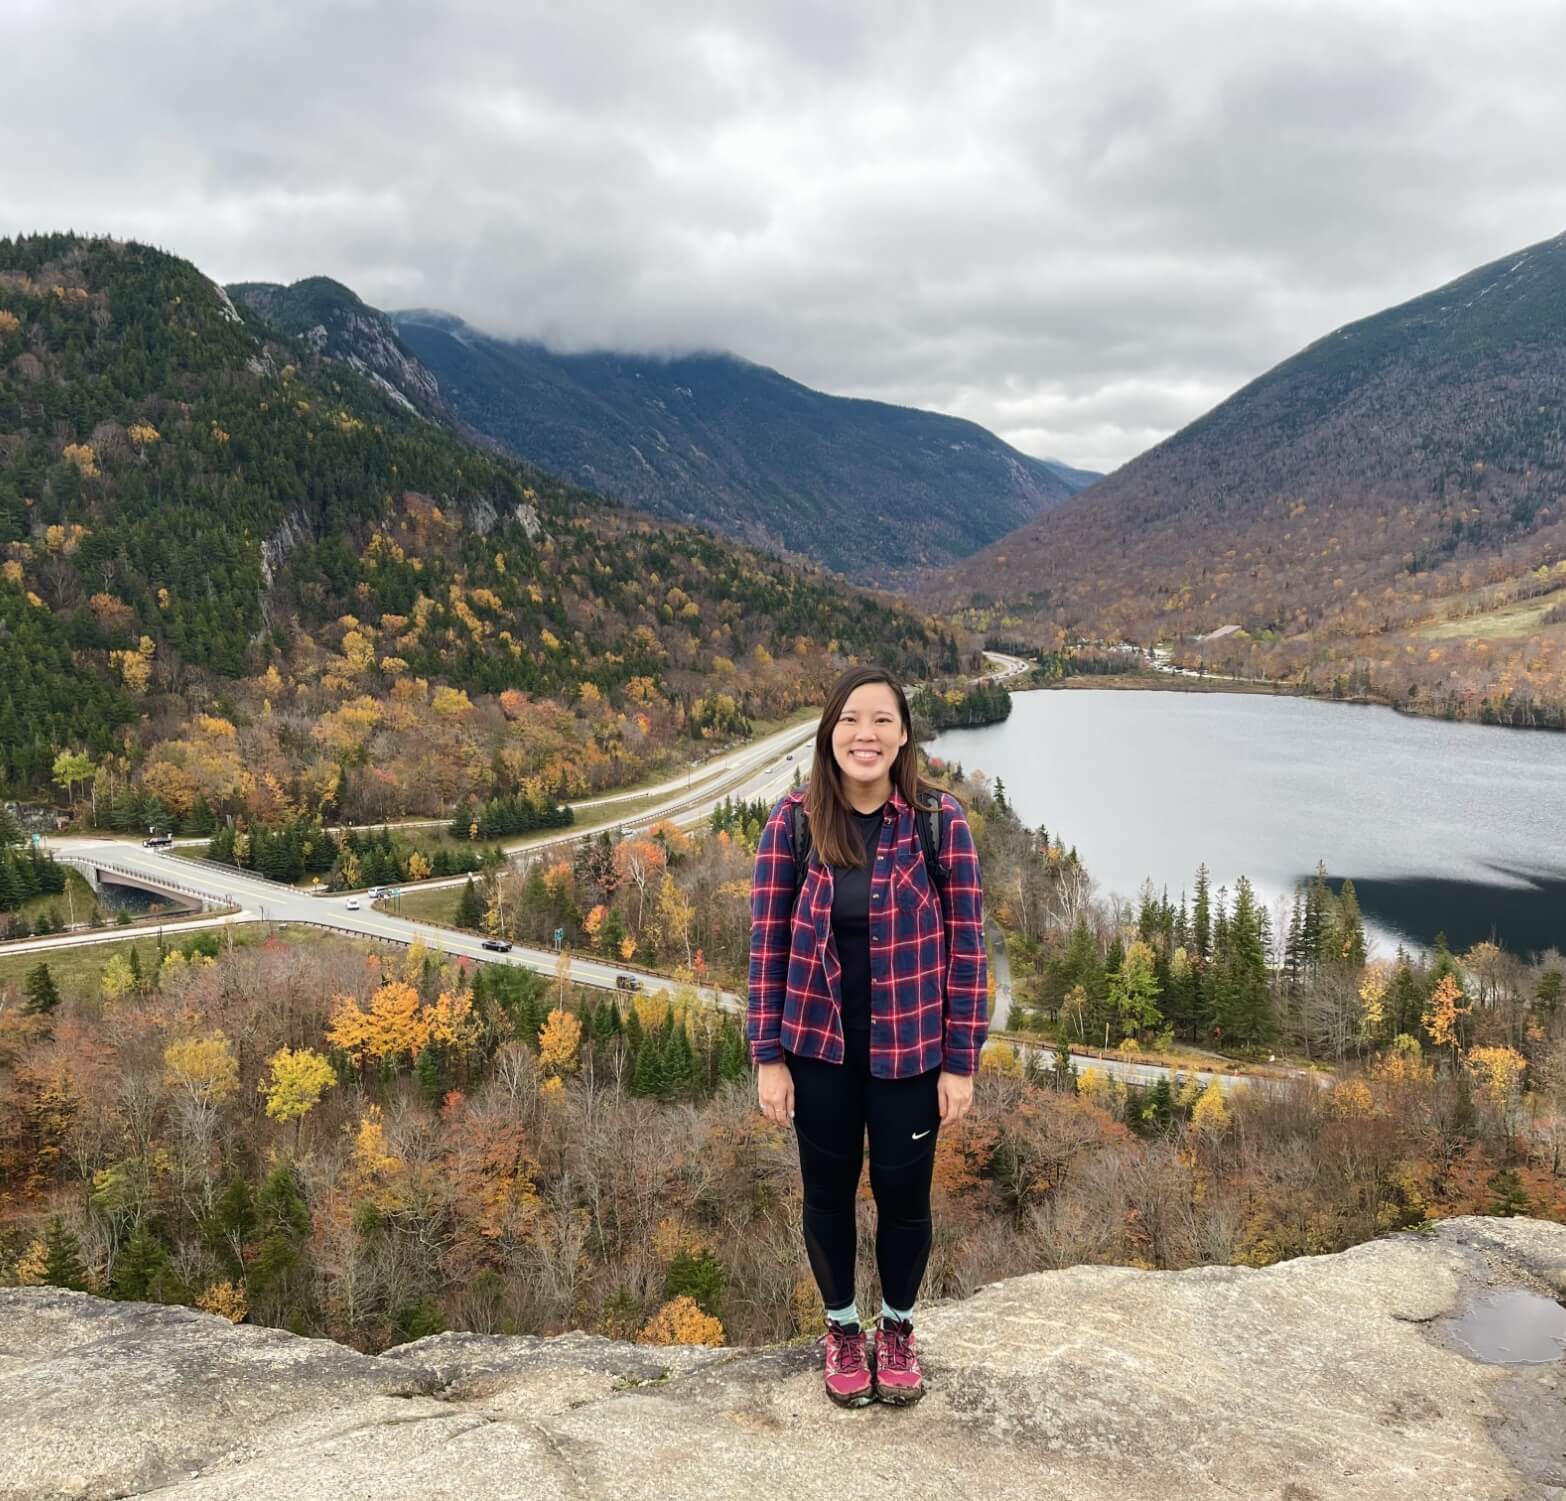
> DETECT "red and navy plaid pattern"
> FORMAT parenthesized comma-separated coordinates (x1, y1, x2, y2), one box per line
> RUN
(747, 784, 989, 1078)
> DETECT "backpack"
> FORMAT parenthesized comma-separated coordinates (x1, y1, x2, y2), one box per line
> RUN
(791, 798, 945, 912)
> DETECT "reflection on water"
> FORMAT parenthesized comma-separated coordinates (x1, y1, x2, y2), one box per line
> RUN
(1337, 870, 1566, 961)
(926, 689, 1566, 960)
(1442, 1288, 1566, 1364)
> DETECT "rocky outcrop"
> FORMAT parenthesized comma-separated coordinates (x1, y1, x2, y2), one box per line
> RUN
(2, 1217, 1563, 1501)
(229, 279, 448, 423)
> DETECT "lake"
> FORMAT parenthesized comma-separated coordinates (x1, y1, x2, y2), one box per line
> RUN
(926, 688, 1566, 961)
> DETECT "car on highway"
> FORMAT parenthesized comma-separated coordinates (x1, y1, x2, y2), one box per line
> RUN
(143, 833, 174, 849)
(344, 896, 361, 911)
(615, 974, 642, 992)
(481, 938, 513, 953)
(366, 886, 387, 900)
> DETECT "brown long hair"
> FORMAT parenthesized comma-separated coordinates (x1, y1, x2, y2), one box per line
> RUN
(803, 665, 946, 869)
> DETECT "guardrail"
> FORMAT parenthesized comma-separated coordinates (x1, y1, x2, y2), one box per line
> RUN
(57, 855, 226, 910)
(0, 905, 243, 957)
(164, 852, 309, 893)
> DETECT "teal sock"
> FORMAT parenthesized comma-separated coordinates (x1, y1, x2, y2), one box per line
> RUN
(880, 1299, 913, 1326)
(826, 1300, 859, 1328)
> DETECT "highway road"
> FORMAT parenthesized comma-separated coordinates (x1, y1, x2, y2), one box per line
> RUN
(11, 650, 1304, 1093)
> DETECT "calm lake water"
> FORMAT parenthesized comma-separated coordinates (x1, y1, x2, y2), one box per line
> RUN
(926, 688, 1566, 961)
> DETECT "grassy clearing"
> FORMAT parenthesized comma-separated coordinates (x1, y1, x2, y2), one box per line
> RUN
(375, 887, 461, 926)
(1416, 593, 1563, 641)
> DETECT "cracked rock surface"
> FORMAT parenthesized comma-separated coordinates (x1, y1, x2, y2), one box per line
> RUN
(2, 1216, 1563, 1500)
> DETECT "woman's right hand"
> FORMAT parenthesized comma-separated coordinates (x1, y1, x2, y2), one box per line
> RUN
(757, 1059, 794, 1125)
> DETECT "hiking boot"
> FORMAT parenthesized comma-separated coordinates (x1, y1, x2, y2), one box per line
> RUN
(873, 1317, 924, 1404)
(823, 1319, 873, 1407)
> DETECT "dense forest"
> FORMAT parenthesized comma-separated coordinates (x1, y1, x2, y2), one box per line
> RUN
(5, 762, 1557, 1354)
(0, 234, 958, 827)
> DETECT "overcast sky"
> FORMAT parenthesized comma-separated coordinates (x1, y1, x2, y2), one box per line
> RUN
(9, 0, 1566, 472)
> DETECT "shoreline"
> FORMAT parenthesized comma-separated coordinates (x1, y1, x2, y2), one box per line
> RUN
(1026, 671, 1565, 733)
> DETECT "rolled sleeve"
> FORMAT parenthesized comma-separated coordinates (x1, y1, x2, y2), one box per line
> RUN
(746, 795, 797, 1066)
(938, 795, 988, 1075)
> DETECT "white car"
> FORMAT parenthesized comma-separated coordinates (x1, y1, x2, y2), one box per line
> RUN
(344, 896, 361, 911)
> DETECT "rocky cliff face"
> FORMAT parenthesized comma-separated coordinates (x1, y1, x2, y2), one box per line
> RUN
(2, 1217, 1563, 1501)
(228, 278, 448, 422)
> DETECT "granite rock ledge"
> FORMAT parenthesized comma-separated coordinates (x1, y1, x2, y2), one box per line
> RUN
(1, 1215, 1563, 1501)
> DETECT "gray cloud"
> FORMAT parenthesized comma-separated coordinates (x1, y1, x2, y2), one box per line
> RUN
(9, 0, 1566, 472)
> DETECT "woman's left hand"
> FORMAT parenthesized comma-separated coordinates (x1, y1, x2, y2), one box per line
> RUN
(937, 1070, 975, 1126)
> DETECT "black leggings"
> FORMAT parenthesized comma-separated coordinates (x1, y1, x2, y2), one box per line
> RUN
(786, 1035, 941, 1313)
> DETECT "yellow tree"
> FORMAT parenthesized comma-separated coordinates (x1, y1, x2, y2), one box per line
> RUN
(1463, 1046, 1528, 1142)
(1422, 974, 1472, 1065)
(655, 872, 696, 969)
(260, 1046, 337, 1132)
(638, 1295, 725, 1347)
(327, 980, 430, 1071)
(538, 1008, 582, 1076)
(100, 953, 137, 1004)
(1190, 1079, 1231, 1138)
(163, 1032, 239, 1107)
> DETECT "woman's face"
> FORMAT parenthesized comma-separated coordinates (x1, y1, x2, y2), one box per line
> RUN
(831, 681, 907, 798)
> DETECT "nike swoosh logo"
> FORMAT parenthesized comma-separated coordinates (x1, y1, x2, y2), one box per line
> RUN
(911, 1129, 932, 1140)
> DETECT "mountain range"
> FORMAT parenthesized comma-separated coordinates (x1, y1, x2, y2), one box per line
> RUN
(0, 234, 952, 811)
(930, 230, 1566, 723)
(225, 279, 1086, 584)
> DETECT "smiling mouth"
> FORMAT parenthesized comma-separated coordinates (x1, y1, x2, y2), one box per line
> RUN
(849, 750, 880, 762)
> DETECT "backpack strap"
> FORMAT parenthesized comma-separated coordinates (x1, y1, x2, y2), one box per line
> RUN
(791, 801, 813, 902)
(792, 797, 947, 908)
(915, 801, 945, 907)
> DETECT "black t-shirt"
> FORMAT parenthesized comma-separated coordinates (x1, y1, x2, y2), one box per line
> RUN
(830, 803, 887, 1041)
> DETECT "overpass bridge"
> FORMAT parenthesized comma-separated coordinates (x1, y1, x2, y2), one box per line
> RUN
(55, 851, 223, 912)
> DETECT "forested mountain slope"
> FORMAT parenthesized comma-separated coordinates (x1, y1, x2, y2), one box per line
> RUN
(385, 310, 1075, 585)
(933, 232, 1566, 723)
(0, 235, 953, 822)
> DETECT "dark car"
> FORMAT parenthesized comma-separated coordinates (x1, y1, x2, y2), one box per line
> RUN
(615, 974, 642, 992)
(481, 938, 513, 953)
(143, 833, 174, 849)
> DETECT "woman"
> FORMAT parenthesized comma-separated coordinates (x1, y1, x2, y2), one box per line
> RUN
(747, 664, 988, 1408)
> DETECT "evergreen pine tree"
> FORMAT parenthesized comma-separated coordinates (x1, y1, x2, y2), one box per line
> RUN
(1487, 1169, 1530, 1217)
(454, 876, 483, 930)
(24, 960, 61, 1015)
(202, 1176, 258, 1279)
(1387, 949, 1423, 1037)
(42, 1215, 89, 1292)
(1301, 863, 1330, 969)
(416, 1047, 444, 1106)
(111, 1220, 178, 1303)
(250, 1162, 311, 1322)
(717, 1022, 749, 1083)
(1142, 1075, 1174, 1133)
(631, 1034, 662, 1097)
(1192, 864, 1212, 962)
(1334, 878, 1367, 968)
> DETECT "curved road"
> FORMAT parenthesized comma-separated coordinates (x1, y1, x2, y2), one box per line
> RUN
(12, 650, 1300, 1093)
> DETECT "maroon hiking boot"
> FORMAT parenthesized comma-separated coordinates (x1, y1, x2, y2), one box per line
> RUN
(823, 1319, 873, 1407)
(873, 1317, 924, 1404)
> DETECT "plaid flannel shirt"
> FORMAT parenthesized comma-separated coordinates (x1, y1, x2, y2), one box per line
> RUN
(746, 784, 989, 1078)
